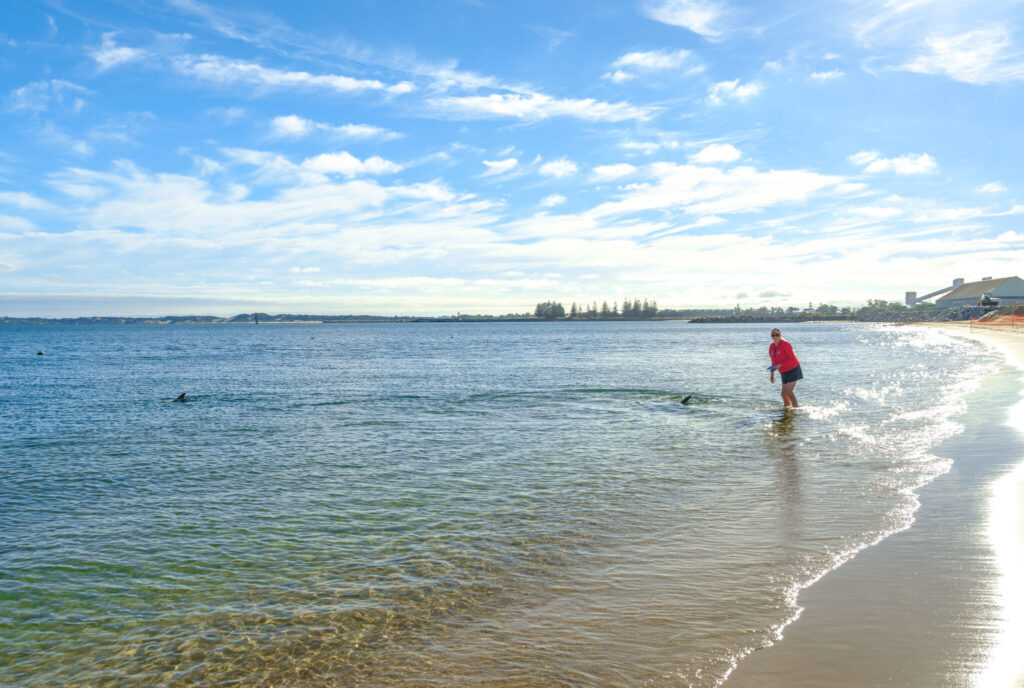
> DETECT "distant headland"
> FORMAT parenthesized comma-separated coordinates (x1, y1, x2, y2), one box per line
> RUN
(0, 298, 1000, 325)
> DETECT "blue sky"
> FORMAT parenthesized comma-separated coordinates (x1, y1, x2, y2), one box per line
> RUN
(1, 0, 1023, 316)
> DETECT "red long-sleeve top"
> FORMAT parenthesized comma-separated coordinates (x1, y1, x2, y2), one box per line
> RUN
(769, 339, 800, 373)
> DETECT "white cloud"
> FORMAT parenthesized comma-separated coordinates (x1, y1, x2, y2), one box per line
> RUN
(302, 152, 403, 177)
(901, 28, 1024, 85)
(16, 148, 1024, 315)
(592, 164, 637, 181)
(270, 115, 313, 137)
(270, 115, 399, 140)
(604, 69, 636, 83)
(540, 194, 566, 207)
(429, 92, 651, 122)
(0, 214, 37, 232)
(0, 192, 56, 211)
(289, 266, 321, 273)
(849, 151, 937, 174)
(589, 163, 845, 218)
(7, 80, 88, 113)
(91, 33, 147, 71)
(643, 0, 726, 38)
(193, 155, 225, 176)
(482, 158, 519, 176)
(913, 207, 984, 223)
(614, 48, 691, 70)
(977, 182, 1006, 193)
(847, 206, 902, 219)
(811, 70, 844, 81)
(218, 148, 404, 184)
(207, 106, 246, 122)
(706, 79, 762, 105)
(171, 54, 416, 96)
(690, 143, 741, 164)
(620, 139, 681, 154)
(540, 158, 579, 178)
(604, 48, 694, 82)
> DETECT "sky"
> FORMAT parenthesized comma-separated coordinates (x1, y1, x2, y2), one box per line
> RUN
(1, 0, 1023, 317)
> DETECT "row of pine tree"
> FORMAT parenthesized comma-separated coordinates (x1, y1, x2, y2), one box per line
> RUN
(534, 299, 660, 320)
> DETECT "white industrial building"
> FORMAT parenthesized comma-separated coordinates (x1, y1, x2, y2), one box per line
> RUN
(908, 276, 1024, 308)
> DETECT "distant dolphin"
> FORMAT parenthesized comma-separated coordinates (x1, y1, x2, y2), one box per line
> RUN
(172, 393, 187, 402)
(680, 395, 692, 405)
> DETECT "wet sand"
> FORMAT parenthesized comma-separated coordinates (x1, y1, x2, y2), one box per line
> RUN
(726, 324, 1024, 688)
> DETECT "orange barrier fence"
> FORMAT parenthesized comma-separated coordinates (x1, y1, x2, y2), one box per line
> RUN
(971, 314, 1024, 329)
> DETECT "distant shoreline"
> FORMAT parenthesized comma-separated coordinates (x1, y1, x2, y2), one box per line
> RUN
(1, 304, 1004, 326)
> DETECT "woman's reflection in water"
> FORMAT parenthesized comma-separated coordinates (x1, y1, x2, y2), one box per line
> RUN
(765, 409, 803, 540)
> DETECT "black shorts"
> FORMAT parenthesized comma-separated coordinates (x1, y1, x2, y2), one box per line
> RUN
(781, 365, 803, 384)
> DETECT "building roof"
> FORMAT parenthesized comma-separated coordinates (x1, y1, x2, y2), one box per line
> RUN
(937, 276, 1024, 302)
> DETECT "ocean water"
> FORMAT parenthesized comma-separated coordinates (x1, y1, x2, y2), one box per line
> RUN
(0, 321, 995, 687)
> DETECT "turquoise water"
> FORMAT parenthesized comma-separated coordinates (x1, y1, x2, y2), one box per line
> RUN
(0, 322, 994, 686)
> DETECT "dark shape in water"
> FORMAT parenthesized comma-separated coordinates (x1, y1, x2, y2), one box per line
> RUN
(173, 393, 187, 402)
(680, 395, 692, 405)
(36, 350, 44, 356)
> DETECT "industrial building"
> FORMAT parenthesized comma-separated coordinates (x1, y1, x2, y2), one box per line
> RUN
(906, 276, 1024, 308)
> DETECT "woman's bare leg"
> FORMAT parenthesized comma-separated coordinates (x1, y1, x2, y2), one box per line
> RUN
(782, 381, 798, 408)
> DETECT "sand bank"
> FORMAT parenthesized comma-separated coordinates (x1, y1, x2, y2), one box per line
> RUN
(726, 323, 1024, 688)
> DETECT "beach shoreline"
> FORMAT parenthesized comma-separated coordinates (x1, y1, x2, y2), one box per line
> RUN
(726, 322, 1024, 688)
(920, 323, 1024, 688)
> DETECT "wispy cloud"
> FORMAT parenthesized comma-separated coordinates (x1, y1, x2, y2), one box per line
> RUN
(900, 28, 1024, 85)
(302, 152, 404, 177)
(977, 182, 1006, 193)
(592, 163, 637, 181)
(846, 205, 902, 219)
(590, 162, 845, 218)
(0, 214, 37, 232)
(36, 121, 94, 156)
(853, 0, 937, 45)
(540, 158, 578, 178)
(269, 115, 400, 141)
(849, 151, 937, 174)
(0, 191, 57, 211)
(619, 139, 681, 154)
(689, 143, 741, 164)
(603, 48, 694, 82)
(913, 206, 985, 223)
(540, 194, 566, 207)
(172, 54, 416, 96)
(429, 92, 651, 122)
(482, 158, 519, 176)
(217, 148, 405, 185)
(811, 69, 844, 81)
(706, 79, 762, 105)
(7, 80, 88, 113)
(643, 0, 727, 39)
(90, 33, 148, 71)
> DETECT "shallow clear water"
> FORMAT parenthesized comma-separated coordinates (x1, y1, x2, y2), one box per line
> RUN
(0, 321, 994, 686)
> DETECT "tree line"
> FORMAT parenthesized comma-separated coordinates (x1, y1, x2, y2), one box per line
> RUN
(535, 298, 660, 320)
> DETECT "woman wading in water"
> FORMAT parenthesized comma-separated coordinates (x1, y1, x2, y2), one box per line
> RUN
(768, 328, 802, 408)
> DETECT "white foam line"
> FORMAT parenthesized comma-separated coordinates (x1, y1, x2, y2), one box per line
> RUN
(970, 332, 1024, 688)
(714, 464, 949, 687)
(716, 325, 991, 687)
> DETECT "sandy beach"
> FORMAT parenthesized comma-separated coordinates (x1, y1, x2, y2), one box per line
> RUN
(727, 323, 1024, 688)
